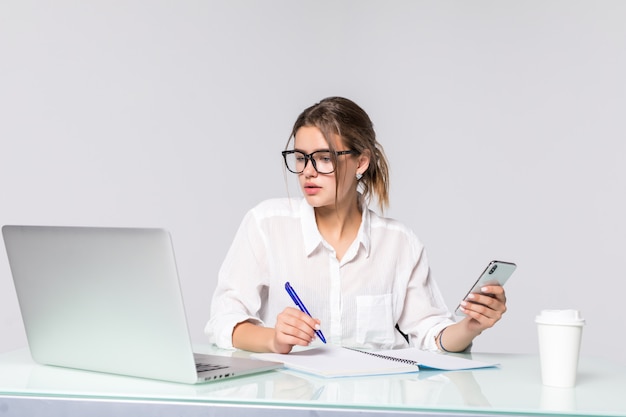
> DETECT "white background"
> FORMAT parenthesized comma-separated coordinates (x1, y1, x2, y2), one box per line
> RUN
(1, 1, 625, 364)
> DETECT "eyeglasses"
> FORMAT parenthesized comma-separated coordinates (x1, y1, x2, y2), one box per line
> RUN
(281, 149, 357, 174)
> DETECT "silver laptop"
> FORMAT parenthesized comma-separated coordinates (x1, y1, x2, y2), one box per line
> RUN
(2, 225, 282, 384)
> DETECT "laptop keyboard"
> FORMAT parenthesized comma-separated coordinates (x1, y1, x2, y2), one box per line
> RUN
(196, 362, 229, 373)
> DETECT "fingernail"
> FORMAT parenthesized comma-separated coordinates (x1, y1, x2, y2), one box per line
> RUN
(314, 324, 320, 330)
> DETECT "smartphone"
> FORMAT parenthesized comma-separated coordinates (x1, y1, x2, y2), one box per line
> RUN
(454, 260, 517, 316)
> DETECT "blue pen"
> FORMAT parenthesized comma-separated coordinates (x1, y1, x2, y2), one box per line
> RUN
(284, 282, 327, 344)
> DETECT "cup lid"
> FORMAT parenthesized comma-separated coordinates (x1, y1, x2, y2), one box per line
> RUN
(535, 309, 585, 326)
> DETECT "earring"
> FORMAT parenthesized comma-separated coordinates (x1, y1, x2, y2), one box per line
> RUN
(356, 172, 363, 181)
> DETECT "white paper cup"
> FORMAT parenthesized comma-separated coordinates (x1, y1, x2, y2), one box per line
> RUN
(536, 309, 585, 388)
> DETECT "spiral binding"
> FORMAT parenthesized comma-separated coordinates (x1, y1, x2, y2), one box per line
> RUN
(345, 347, 418, 365)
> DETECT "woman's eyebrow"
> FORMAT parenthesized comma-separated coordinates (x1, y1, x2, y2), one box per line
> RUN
(293, 148, 331, 154)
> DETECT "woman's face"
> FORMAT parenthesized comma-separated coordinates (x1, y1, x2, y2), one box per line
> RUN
(293, 126, 362, 210)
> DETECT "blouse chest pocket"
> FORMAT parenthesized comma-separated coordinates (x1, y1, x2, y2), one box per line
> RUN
(355, 293, 394, 346)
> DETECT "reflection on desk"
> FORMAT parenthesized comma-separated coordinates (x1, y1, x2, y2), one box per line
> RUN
(1, 346, 626, 417)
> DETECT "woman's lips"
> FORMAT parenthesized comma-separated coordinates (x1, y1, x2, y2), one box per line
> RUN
(304, 183, 321, 195)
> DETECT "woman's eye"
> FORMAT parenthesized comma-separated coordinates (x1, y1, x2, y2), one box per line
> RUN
(316, 153, 332, 163)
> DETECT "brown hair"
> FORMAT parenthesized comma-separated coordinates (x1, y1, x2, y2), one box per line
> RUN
(286, 97, 390, 211)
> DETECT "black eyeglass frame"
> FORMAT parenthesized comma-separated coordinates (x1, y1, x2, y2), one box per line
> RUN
(281, 149, 357, 174)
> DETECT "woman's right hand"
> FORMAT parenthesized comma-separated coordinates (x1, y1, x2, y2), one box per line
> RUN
(271, 307, 322, 353)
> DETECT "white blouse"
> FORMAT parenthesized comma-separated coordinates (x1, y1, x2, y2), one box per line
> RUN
(205, 198, 455, 351)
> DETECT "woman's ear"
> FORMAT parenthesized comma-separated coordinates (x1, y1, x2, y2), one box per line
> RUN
(357, 149, 371, 175)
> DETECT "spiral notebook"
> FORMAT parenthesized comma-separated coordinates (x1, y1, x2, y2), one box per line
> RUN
(251, 345, 498, 378)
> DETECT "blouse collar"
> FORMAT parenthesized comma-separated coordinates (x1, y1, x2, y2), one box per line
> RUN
(300, 197, 371, 259)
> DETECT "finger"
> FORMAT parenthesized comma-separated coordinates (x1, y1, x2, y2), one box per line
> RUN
(459, 304, 500, 330)
(467, 292, 506, 313)
(465, 293, 497, 311)
(276, 309, 319, 343)
(461, 298, 504, 320)
(282, 307, 322, 331)
(276, 327, 313, 346)
(479, 286, 507, 302)
(460, 309, 497, 331)
(275, 320, 314, 347)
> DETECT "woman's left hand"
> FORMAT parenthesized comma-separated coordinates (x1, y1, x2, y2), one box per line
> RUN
(458, 285, 507, 332)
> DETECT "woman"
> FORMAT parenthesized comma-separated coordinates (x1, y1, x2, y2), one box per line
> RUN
(206, 97, 506, 354)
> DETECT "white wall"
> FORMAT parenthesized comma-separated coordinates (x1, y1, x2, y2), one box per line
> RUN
(1, 1, 625, 364)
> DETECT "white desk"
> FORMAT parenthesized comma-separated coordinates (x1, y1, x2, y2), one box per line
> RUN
(1, 347, 625, 417)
